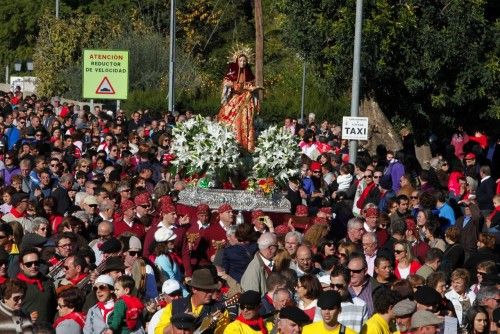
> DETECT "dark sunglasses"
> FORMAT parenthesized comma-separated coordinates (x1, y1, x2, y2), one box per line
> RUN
(23, 260, 40, 268)
(12, 295, 24, 303)
(325, 242, 334, 247)
(128, 251, 140, 257)
(140, 205, 151, 208)
(349, 268, 364, 274)
(394, 250, 405, 254)
(240, 304, 258, 310)
(330, 283, 344, 289)
(93, 285, 110, 292)
(410, 196, 418, 199)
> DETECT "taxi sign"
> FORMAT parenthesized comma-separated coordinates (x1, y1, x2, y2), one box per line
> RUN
(82, 49, 129, 100)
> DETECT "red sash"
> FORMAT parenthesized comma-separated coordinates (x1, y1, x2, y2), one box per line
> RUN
(236, 314, 268, 334)
(53, 311, 86, 329)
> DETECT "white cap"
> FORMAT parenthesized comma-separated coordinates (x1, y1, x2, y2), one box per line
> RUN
(162, 279, 181, 294)
(128, 235, 142, 251)
(83, 195, 99, 206)
(154, 228, 177, 243)
(94, 274, 114, 287)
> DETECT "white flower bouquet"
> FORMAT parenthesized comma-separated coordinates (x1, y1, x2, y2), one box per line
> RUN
(252, 125, 301, 187)
(171, 115, 241, 182)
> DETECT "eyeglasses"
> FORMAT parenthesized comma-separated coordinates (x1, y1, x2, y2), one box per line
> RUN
(93, 285, 110, 292)
(35, 134, 43, 137)
(58, 243, 72, 249)
(410, 196, 418, 199)
(325, 242, 334, 247)
(12, 295, 24, 303)
(23, 260, 40, 268)
(330, 283, 344, 289)
(50, 164, 58, 167)
(442, 163, 448, 166)
(140, 205, 151, 208)
(128, 251, 140, 257)
(240, 304, 258, 310)
(349, 268, 365, 274)
(337, 253, 347, 258)
(57, 303, 66, 308)
(5, 156, 12, 159)
(373, 175, 381, 179)
(364, 175, 373, 179)
(394, 249, 405, 254)
(39, 227, 47, 231)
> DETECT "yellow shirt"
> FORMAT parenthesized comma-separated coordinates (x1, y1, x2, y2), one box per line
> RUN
(223, 319, 274, 334)
(303, 321, 357, 334)
(155, 299, 229, 334)
(361, 313, 391, 334)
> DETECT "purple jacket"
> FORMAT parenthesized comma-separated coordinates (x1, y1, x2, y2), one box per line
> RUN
(2, 166, 21, 186)
(385, 160, 405, 193)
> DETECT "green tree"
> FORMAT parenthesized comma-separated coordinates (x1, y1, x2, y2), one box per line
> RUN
(279, 0, 499, 133)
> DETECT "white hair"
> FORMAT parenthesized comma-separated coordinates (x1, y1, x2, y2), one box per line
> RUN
(258, 232, 277, 250)
(285, 231, 303, 244)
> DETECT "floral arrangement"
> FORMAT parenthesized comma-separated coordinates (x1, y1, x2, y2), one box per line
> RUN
(245, 177, 276, 196)
(252, 126, 301, 186)
(170, 115, 241, 181)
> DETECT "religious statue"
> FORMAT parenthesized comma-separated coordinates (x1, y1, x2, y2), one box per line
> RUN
(216, 45, 262, 152)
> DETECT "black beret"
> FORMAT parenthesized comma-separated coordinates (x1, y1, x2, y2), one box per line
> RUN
(318, 290, 342, 309)
(11, 193, 29, 206)
(99, 238, 122, 254)
(20, 233, 47, 251)
(171, 313, 196, 330)
(102, 256, 125, 273)
(279, 306, 311, 326)
(239, 290, 261, 306)
(414, 286, 441, 306)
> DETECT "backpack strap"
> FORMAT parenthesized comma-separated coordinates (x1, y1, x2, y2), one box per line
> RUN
(339, 324, 346, 334)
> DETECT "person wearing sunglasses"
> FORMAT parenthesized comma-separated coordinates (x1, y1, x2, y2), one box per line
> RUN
(54, 287, 86, 334)
(347, 254, 374, 317)
(84, 274, 116, 334)
(224, 290, 273, 334)
(16, 248, 57, 324)
(0, 278, 34, 333)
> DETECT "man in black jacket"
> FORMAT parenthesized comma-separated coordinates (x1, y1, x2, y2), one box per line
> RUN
(476, 165, 495, 216)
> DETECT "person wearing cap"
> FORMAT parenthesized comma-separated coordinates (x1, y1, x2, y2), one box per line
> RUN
(204, 203, 234, 260)
(277, 306, 311, 334)
(302, 290, 356, 334)
(170, 313, 197, 334)
(410, 310, 443, 334)
(143, 200, 188, 259)
(121, 235, 158, 300)
(414, 286, 449, 319)
(154, 228, 182, 282)
(251, 210, 274, 234)
(463, 152, 480, 180)
(147, 279, 184, 334)
(83, 274, 116, 334)
(361, 288, 400, 334)
(113, 199, 145, 239)
(101, 256, 126, 281)
(224, 290, 273, 334)
(1, 192, 29, 224)
(393, 299, 417, 334)
(241, 232, 279, 296)
(362, 206, 389, 247)
(155, 268, 229, 334)
(182, 203, 212, 280)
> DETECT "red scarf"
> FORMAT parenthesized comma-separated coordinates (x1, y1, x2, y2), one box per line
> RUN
(168, 252, 182, 266)
(69, 273, 87, 286)
(96, 301, 114, 322)
(236, 314, 268, 334)
(356, 182, 377, 209)
(487, 205, 500, 223)
(17, 273, 44, 292)
(0, 276, 7, 285)
(53, 311, 86, 329)
(9, 207, 24, 218)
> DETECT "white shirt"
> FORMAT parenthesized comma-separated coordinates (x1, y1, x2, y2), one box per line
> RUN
(197, 221, 209, 230)
(259, 253, 273, 270)
(365, 251, 377, 276)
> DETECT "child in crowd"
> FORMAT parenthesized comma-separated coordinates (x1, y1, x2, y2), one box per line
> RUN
(106, 275, 145, 334)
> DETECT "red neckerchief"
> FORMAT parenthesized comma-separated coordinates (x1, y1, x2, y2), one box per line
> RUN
(69, 273, 87, 286)
(236, 314, 268, 334)
(9, 207, 24, 218)
(0, 276, 7, 285)
(53, 311, 86, 329)
(17, 273, 44, 291)
(168, 252, 182, 266)
(487, 205, 500, 222)
(96, 301, 115, 322)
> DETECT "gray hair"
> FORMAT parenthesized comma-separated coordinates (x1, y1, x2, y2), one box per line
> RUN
(99, 199, 114, 212)
(285, 231, 303, 244)
(26, 217, 49, 233)
(60, 173, 73, 184)
(347, 217, 364, 231)
(362, 232, 377, 245)
(258, 232, 277, 250)
(474, 285, 499, 306)
(273, 287, 292, 300)
(72, 210, 90, 223)
(466, 177, 478, 193)
(75, 192, 87, 207)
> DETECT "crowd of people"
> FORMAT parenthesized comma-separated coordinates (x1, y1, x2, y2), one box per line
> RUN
(0, 88, 499, 334)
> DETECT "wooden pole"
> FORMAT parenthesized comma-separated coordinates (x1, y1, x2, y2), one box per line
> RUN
(254, 0, 264, 101)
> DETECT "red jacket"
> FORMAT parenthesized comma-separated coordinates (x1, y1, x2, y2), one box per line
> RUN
(394, 260, 421, 279)
(113, 218, 146, 240)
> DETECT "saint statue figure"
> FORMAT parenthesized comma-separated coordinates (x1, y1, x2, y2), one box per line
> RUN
(216, 46, 261, 152)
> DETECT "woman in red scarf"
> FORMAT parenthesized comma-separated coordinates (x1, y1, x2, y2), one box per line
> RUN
(53, 287, 86, 334)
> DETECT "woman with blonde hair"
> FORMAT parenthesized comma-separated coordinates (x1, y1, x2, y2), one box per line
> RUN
(336, 241, 357, 266)
(393, 240, 421, 279)
(303, 221, 329, 253)
(445, 268, 476, 327)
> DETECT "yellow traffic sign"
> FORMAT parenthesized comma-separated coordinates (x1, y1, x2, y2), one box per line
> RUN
(82, 49, 129, 100)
